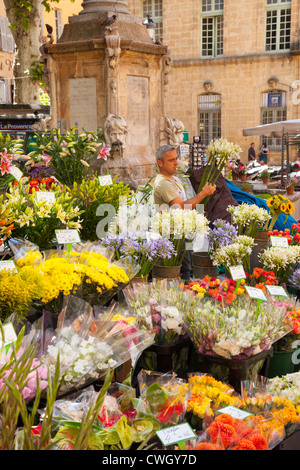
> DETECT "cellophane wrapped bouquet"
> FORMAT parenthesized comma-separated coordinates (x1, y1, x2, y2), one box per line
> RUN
(136, 370, 189, 427)
(38, 296, 155, 397)
(184, 294, 293, 359)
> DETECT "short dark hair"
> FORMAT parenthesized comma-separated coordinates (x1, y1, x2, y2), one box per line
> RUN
(155, 145, 176, 162)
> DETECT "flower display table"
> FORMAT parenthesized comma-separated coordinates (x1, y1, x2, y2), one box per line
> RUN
(195, 348, 273, 393)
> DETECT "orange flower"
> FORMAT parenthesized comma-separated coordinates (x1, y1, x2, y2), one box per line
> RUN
(248, 431, 268, 450)
(232, 439, 256, 450)
(194, 442, 224, 450)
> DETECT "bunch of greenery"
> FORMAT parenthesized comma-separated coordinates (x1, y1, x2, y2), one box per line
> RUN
(28, 127, 107, 186)
(65, 175, 133, 242)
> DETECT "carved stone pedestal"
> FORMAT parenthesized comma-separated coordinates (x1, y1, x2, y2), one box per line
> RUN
(43, 0, 172, 185)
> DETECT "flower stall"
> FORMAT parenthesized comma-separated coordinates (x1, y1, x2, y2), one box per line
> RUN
(1, 132, 300, 452)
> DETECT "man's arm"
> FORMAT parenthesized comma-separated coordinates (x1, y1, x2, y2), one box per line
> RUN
(169, 183, 216, 209)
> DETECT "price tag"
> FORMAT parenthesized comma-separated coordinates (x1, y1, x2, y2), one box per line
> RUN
(266, 285, 288, 298)
(244, 286, 267, 302)
(0, 322, 17, 351)
(217, 406, 252, 420)
(9, 166, 23, 181)
(55, 229, 80, 245)
(229, 265, 246, 281)
(0, 260, 18, 272)
(36, 191, 56, 204)
(270, 236, 288, 248)
(156, 422, 197, 447)
(98, 174, 113, 186)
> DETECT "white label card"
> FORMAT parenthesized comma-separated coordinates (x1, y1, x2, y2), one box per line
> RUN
(244, 286, 267, 301)
(9, 166, 23, 181)
(55, 229, 80, 245)
(155, 422, 197, 447)
(36, 191, 56, 204)
(98, 175, 113, 186)
(217, 406, 252, 420)
(0, 260, 18, 272)
(270, 236, 288, 248)
(0, 322, 17, 349)
(266, 285, 288, 297)
(229, 265, 246, 280)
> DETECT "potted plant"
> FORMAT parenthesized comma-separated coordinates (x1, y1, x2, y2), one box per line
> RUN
(238, 163, 247, 181)
(286, 177, 298, 195)
(240, 181, 253, 193)
(260, 169, 270, 184)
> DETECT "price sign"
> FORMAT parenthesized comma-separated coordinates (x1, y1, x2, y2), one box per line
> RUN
(229, 265, 246, 281)
(0, 322, 17, 351)
(55, 229, 80, 245)
(98, 174, 113, 186)
(270, 236, 288, 248)
(217, 406, 252, 420)
(156, 422, 197, 448)
(266, 285, 288, 298)
(36, 191, 56, 204)
(0, 260, 18, 273)
(9, 166, 23, 181)
(244, 286, 267, 302)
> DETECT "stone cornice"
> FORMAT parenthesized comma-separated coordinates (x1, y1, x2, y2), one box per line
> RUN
(172, 51, 296, 67)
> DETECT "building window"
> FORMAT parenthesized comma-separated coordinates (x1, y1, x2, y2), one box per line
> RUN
(265, 0, 291, 52)
(0, 17, 15, 53)
(198, 93, 221, 146)
(142, 0, 163, 41)
(260, 90, 287, 150)
(201, 0, 223, 57)
(55, 9, 63, 42)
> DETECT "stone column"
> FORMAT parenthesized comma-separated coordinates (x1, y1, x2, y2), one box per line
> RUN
(75, 0, 139, 23)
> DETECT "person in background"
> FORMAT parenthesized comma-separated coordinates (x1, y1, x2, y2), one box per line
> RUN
(259, 143, 269, 164)
(248, 142, 256, 162)
(153, 145, 216, 279)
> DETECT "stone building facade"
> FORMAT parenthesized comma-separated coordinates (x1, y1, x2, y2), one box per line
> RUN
(129, 0, 300, 164)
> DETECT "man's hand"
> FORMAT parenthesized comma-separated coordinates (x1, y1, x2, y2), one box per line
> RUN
(201, 183, 216, 198)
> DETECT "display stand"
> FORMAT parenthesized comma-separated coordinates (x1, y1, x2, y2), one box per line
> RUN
(195, 348, 273, 393)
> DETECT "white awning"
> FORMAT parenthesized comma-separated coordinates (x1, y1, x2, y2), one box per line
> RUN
(243, 119, 300, 138)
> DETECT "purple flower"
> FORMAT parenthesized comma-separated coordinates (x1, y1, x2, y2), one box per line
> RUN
(291, 268, 300, 286)
(207, 219, 238, 252)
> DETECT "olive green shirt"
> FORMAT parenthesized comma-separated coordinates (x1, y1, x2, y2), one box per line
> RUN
(153, 174, 186, 210)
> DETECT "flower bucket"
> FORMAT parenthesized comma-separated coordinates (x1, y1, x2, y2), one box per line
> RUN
(268, 349, 296, 378)
(192, 252, 218, 278)
(152, 264, 181, 279)
(250, 229, 269, 271)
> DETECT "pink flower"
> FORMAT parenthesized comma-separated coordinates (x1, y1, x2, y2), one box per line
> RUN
(97, 143, 110, 161)
(41, 154, 52, 167)
(0, 154, 14, 175)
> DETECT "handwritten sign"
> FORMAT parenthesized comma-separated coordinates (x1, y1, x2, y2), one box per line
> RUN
(266, 285, 288, 298)
(155, 422, 197, 447)
(55, 229, 80, 245)
(244, 286, 267, 302)
(217, 406, 252, 420)
(270, 236, 288, 248)
(98, 174, 113, 186)
(36, 191, 56, 204)
(0, 260, 18, 273)
(229, 265, 246, 281)
(0, 322, 17, 351)
(9, 166, 23, 181)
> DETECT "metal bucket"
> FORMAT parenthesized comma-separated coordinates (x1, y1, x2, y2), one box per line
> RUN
(152, 264, 181, 279)
(192, 252, 218, 278)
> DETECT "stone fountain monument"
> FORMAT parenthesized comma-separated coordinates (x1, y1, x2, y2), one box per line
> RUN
(41, 0, 173, 186)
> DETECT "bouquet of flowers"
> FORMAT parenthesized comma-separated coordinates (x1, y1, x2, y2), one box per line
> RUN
(259, 245, 300, 284)
(265, 194, 294, 231)
(99, 231, 175, 278)
(136, 370, 188, 427)
(209, 235, 255, 273)
(197, 138, 242, 199)
(151, 208, 209, 266)
(227, 203, 271, 238)
(2, 181, 83, 251)
(267, 372, 300, 406)
(98, 382, 137, 428)
(27, 127, 109, 186)
(271, 306, 300, 351)
(40, 296, 154, 396)
(0, 134, 25, 189)
(184, 295, 293, 359)
(207, 219, 238, 255)
(66, 175, 132, 242)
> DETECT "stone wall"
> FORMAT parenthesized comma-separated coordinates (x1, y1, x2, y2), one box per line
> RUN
(128, 0, 300, 165)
